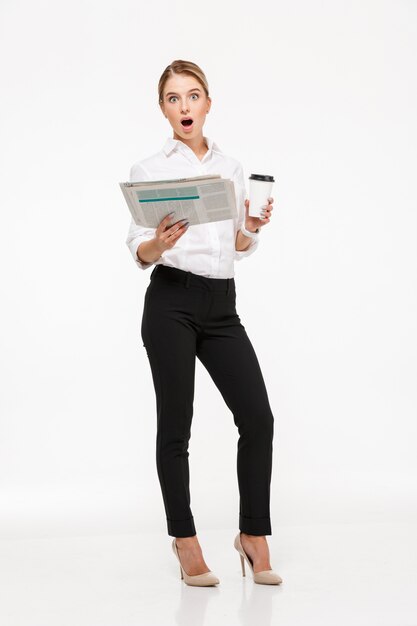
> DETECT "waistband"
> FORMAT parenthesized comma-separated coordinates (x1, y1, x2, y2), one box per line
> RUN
(150, 263, 235, 293)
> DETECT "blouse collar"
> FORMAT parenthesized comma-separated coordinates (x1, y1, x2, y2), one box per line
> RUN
(162, 136, 222, 157)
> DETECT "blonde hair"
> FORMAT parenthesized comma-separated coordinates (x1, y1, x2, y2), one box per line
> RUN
(158, 59, 210, 104)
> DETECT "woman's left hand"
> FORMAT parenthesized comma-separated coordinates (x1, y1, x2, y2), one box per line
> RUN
(244, 196, 274, 232)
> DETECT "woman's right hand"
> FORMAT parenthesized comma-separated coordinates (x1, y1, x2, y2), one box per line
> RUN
(153, 213, 190, 254)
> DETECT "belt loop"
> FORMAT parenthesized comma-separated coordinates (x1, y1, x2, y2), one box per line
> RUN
(226, 278, 230, 295)
(185, 272, 191, 288)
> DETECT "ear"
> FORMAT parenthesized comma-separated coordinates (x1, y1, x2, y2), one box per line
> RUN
(159, 102, 166, 118)
(206, 96, 212, 114)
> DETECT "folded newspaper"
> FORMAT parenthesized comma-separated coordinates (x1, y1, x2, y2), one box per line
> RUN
(119, 174, 237, 228)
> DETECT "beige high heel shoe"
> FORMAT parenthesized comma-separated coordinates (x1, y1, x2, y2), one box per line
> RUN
(172, 539, 220, 586)
(234, 532, 283, 585)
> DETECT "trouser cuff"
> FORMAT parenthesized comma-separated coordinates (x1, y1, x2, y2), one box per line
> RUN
(239, 514, 272, 535)
(167, 516, 196, 537)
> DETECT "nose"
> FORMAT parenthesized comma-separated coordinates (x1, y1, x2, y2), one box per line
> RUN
(180, 98, 190, 114)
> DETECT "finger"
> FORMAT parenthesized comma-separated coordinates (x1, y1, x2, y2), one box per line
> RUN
(158, 212, 176, 233)
(167, 217, 188, 232)
(169, 221, 190, 240)
(179, 222, 190, 233)
(260, 209, 271, 218)
(167, 219, 189, 236)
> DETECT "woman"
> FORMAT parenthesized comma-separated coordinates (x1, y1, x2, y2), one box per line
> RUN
(126, 60, 282, 587)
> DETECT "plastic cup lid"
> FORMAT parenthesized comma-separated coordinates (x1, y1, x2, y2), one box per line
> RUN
(249, 174, 275, 182)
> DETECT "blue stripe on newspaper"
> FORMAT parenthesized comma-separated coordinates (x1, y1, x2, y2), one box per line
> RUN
(138, 196, 199, 202)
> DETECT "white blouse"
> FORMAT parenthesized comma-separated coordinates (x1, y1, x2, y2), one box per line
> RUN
(125, 136, 259, 279)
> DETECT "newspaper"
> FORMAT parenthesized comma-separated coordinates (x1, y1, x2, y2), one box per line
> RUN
(119, 174, 237, 228)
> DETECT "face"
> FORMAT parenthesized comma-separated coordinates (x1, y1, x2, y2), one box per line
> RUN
(160, 74, 211, 140)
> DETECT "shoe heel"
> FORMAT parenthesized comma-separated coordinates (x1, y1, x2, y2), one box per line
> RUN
(240, 553, 246, 576)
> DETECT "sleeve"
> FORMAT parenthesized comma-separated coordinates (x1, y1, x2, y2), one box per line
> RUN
(232, 162, 260, 261)
(125, 162, 159, 270)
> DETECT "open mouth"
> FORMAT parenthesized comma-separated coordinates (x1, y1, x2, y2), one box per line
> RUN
(181, 118, 193, 127)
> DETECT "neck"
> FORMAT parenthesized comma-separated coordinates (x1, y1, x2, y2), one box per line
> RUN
(173, 131, 208, 158)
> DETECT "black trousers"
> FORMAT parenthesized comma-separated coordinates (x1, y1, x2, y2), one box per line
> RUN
(141, 263, 275, 538)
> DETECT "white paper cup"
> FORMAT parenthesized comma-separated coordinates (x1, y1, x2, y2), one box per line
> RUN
(248, 174, 275, 218)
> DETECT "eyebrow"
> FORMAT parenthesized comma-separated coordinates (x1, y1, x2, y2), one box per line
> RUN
(165, 88, 201, 97)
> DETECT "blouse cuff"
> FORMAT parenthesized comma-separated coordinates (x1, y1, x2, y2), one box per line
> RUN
(234, 235, 259, 261)
(126, 236, 156, 270)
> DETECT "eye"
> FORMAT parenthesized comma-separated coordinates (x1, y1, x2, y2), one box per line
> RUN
(168, 96, 178, 103)
(190, 93, 199, 100)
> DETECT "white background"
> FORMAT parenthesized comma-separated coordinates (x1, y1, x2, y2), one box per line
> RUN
(0, 0, 416, 543)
